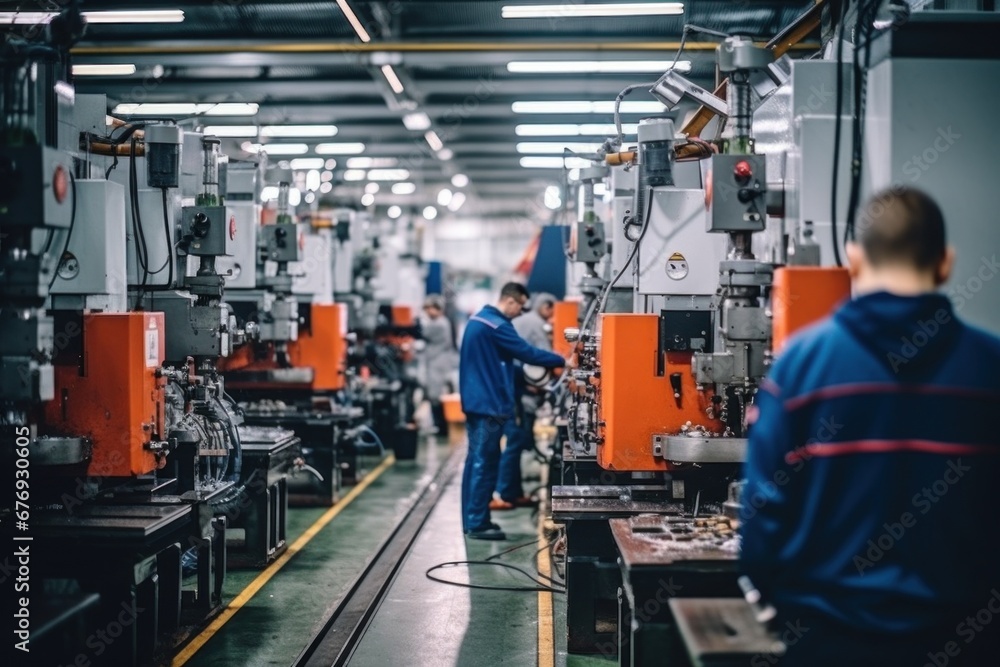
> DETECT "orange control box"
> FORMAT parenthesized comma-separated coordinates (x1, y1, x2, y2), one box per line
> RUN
(392, 304, 415, 327)
(288, 303, 347, 391)
(772, 267, 851, 354)
(45, 312, 166, 477)
(597, 313, 722, 472)
(552, 300, 580, 359)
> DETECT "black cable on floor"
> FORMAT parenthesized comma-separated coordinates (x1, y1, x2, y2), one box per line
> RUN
(425, 538, 566, 594)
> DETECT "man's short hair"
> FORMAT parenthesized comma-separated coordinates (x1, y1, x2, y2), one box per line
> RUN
(858, 187, 946, 271)
(499, 282, 529, 301)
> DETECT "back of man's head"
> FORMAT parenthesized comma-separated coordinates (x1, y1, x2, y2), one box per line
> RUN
(499, 282, 529, 301)
(857, 187, 946, 271)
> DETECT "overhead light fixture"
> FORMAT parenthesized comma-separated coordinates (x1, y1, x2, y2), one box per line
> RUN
(403, 112, 432, 131)
(368, 168, 411, 181)
(261, 125, 338, 138)
(423, 206, 438, 221)
(436, 148, 454, 161)
(516, 141, 601, 154)
(519, 156, 591, 169)
(0, 10, 186, 24)
(336, 0, 371, 43)
(72, 64, 136, 76)
(315, 142, 366, 155)
(361, 193, 375, 206)
(387, 205, 402, 219)
(290, 158, 326, 171)
(392, 182, 417, 195)
(381, 65, 405, 94)
(203, 125, 259, 137)
(511, 100, 663, 114)
(347, 157, 398, 169)
(261, 186, 279, 202)
(424, 130, 443, 152)
(447, 191, 466, 212)
(306, 169, 322, 191)
(501, 3, 683, 19)
(451, 173, 469, 188)
(365, 182, 380, 194)
(245, 143, 309, 156)
(437, 189, 453, 207)
(508, 60, 691, 74)
(343, 169, 367, 181)
(515, 123, 640, 136)
(320, 182, 334, 194)
(325, 159, 338, 169)
(203, 103, 259, 116)
(321, 171, 334, 182)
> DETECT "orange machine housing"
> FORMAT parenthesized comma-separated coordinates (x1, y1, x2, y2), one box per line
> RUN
(391, 304, 415, 327)
(44, 312, 166, 477)
(772, 267, 851, 353)
(287, 303, 347, 391)
(552, 300, 580, 359)
(597, 313, 722, 472)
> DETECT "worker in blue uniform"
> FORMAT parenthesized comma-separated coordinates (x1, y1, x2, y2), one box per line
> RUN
(740, 187, 1000, 665)
(459, 282, 565, 540)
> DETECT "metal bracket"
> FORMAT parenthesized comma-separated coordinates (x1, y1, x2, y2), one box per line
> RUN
(652, 434, 747, 463)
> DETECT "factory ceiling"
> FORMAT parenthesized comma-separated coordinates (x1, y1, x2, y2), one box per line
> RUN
(16, 0, 821, 220)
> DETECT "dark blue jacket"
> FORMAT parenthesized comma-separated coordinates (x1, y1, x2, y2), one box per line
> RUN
(741, 291, 1000, 634)
(459, 305, 565, 418)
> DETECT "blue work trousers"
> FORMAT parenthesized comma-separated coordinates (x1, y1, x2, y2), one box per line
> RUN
(496, 410, 535, 501)
(461, 413, 508, 533)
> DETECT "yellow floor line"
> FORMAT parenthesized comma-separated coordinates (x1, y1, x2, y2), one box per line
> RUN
(537, 513, 555, 667)
(172, 454, 396, 666)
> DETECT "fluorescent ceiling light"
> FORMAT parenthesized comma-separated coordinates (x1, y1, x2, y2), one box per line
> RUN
(437, 189, 453, 207)
(511, 100, 663, 114)
(72, 64, 136, 76)
(381, 65, 405, 94)
(403, 112, 432, 131)
(365, 182, 380, 194)
(316, 142, 366, 155)
(261, 125, 338, 138)
(423, 206, 438, 221)
(336, 0, 371, 43)
(516, 141, 602, 154)
(501, 3, 683, 19)
(343, 170, 366, 181)
(361, 193, 375, 206)
(424, 131, 443, 152)
(436, 148, 454, 161)
(204, 103, 259, 116)
(306, 170, 322, 191)
(515, 123, 640, 136)
(113, 102, 258, 116)
(447, 192, 466, 212)
(519, 156, 592, 169)
(347, 157, 398, 169)
(387, 205, 402, 219)
(320, 182, 334, 194)
(290, 158, 326, 170)
(368, 168, 411, 181)
(508, 60, 691, 74)
(203, 125, 259, 137)
(242, 142, 309, 155)
(0, 10, 185, 24)
(392, 182, 417, 195)
(451, 173, 469, 188)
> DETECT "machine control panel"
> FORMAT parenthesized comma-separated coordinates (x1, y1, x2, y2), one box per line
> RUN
(707, 154, 767, 233)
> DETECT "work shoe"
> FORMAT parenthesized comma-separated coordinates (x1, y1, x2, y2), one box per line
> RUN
(489, 498, 515, 511)
(510, 496, 537, 508)
(466, 526, 506, 541)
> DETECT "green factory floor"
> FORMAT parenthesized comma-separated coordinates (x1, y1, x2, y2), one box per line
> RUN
(170, 435, 618, 667)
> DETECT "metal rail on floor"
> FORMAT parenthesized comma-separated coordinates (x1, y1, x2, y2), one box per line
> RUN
(291, 447, 463, 667)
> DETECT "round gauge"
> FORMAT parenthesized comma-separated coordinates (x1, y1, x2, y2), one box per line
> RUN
(57, 253, 80, 280)
(665, 252, 689, 281)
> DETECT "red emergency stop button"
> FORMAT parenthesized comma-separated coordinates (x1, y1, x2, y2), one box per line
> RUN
(734, 160, 752, 182)
(53, 165, 68, 203)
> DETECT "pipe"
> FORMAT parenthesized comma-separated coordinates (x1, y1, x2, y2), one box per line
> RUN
(71, 40, 818, 57)
(85, 140, 146, 156)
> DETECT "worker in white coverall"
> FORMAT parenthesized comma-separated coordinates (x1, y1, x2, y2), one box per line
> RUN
(491, 292, 556, 509)
(421, 294, 456, 434)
